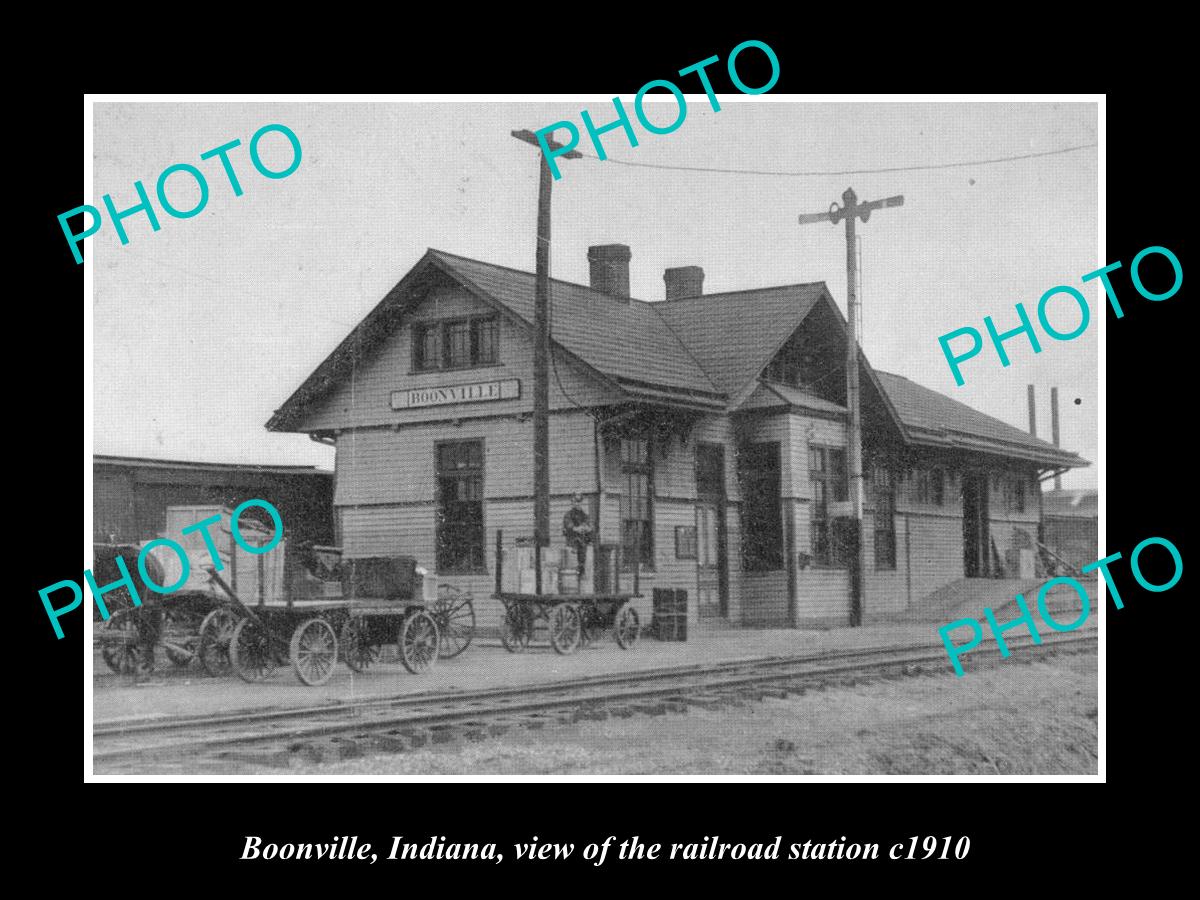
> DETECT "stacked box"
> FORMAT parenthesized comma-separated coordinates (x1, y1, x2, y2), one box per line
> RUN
(652, 588, 688, 641)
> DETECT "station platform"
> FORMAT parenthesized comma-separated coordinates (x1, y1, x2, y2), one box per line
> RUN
(91, 615, 1100, 726)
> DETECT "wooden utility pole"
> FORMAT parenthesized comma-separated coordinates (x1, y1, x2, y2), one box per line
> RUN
(1050, 386, 1062, 490)
(1027, 384, 1038, 437)
(511, 129, 581, 593)
(799, 188, 904, 627)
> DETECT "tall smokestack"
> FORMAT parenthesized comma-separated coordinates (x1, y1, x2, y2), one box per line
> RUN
(1027, 384, 1037, 437)
(587, 244, 631, 301)
(1050, 386, 1062, 490)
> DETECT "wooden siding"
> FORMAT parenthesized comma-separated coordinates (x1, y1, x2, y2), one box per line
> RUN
(692, 417, 743, 502)
(736, 412, 790, 625)
(789, 413, 853, 625)
(331, 386, 1051, 631)
(863, 509, 910, 618)
(94, 470, 137, 542)
(742, 572, 789, 626)
(334, 411, 598, 506)
(299, 285, 620, 432)
(903, 511, 965, 605)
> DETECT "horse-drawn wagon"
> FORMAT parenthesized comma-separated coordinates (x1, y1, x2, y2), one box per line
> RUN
(95, 505, 475, 685)
(220, 549, 454, 686)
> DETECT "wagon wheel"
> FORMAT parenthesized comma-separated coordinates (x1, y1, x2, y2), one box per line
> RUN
(431, 585, 476, 659)
(614, 603, 641, 650)
(229, 618, 276, 683)
(340, 615, 381, 673)
(290, 617, 339, 687)
(100, 609, 153, 675)
(549, 603, 582, 656)
(398, 610, 439, 674)
(500, 603, 534, 653)
(197, 608, 238, 676)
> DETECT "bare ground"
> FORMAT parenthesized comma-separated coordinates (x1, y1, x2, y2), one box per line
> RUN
(296, 650, 1098, 776)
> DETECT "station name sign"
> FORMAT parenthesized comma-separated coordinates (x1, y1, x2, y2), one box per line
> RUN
(391, 378, 521, 410)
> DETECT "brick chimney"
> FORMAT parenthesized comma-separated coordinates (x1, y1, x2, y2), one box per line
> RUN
(664, 266, 704, 300)
(587, 244, 631, 301)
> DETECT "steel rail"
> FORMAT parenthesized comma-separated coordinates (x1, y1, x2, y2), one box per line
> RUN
(93, 632, 1095, 766)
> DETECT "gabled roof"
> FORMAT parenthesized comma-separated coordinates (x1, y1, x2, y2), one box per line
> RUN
(655, 284, 828, 395)
(267, 249, 1088, 471)
(740, 381, 848, 417)
(873, 371, 1088, 468)
(267, 250, 725, 430)
(428, 250, 724, 407)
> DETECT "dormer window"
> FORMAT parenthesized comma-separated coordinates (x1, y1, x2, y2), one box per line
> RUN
(413, 315, 499, 372)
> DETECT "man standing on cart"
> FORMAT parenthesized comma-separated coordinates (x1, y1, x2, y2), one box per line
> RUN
(562, 492, 593, 578)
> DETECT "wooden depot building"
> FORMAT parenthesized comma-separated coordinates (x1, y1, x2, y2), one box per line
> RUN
(267, 245, 1087, 632)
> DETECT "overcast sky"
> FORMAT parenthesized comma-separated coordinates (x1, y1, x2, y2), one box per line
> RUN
(91, 99, 1098, 488)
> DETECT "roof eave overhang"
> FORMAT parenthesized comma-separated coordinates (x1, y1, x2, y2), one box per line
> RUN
(904, 427, 1090, 469)
(613, 377, 726, 412)
(727, 289, 913, 442)
(267, 251, 446, 433)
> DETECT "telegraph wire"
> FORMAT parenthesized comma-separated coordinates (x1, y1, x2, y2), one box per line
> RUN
(571, 142, 1097, 177)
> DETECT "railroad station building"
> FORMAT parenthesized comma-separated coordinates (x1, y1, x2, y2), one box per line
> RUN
(268, 246, 1087, 632)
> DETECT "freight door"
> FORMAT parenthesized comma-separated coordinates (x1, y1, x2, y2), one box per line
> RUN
(695, 444, 728, 618)
(696, 504, 721, 616)
(962, 472, 990, 577)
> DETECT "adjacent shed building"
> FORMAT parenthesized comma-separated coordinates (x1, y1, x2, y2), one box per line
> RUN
(93, 455, 335, 545)
(267, 246, 1087, 631)
(1041, 488, 1098, 571)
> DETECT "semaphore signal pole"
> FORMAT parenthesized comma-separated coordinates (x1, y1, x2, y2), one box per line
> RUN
(511, 129, 582, 594)
(798, 188, 904, 627)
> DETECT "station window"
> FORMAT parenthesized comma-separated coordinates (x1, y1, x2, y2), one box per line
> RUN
(809, 446, 849, 567)
(1004, 474, 1027, 514)
(618, 437, 654, 569)
(435, 440, 485, 574)
(916, 467, 945, 506)
(740, 442, 783, 571)
(474, 317, 498, 365)
(444, 320, 471, 368)
(413, 316, 500, 372)
(413, 324, 441, 372)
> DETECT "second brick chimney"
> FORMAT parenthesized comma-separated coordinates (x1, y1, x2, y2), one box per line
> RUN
(664, 266, 705, 300)
(587, 244, 632, 301)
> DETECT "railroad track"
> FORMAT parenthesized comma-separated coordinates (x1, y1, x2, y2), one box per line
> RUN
(92, 631, 1096, 771)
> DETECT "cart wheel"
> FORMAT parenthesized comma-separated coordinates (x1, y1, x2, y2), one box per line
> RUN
(340, 616, 381, 673)
(549, 603, 582, 656)
(500, 604, 533, 653)
(229, 618, 275, 683)
(614, 603, 640, 650)
(398, 610, 439, 674)
(431, 585, 476, 659)
(197, 608, 238, 677)
(101, 609, 153, 675)
(290, 618, 339, 686)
